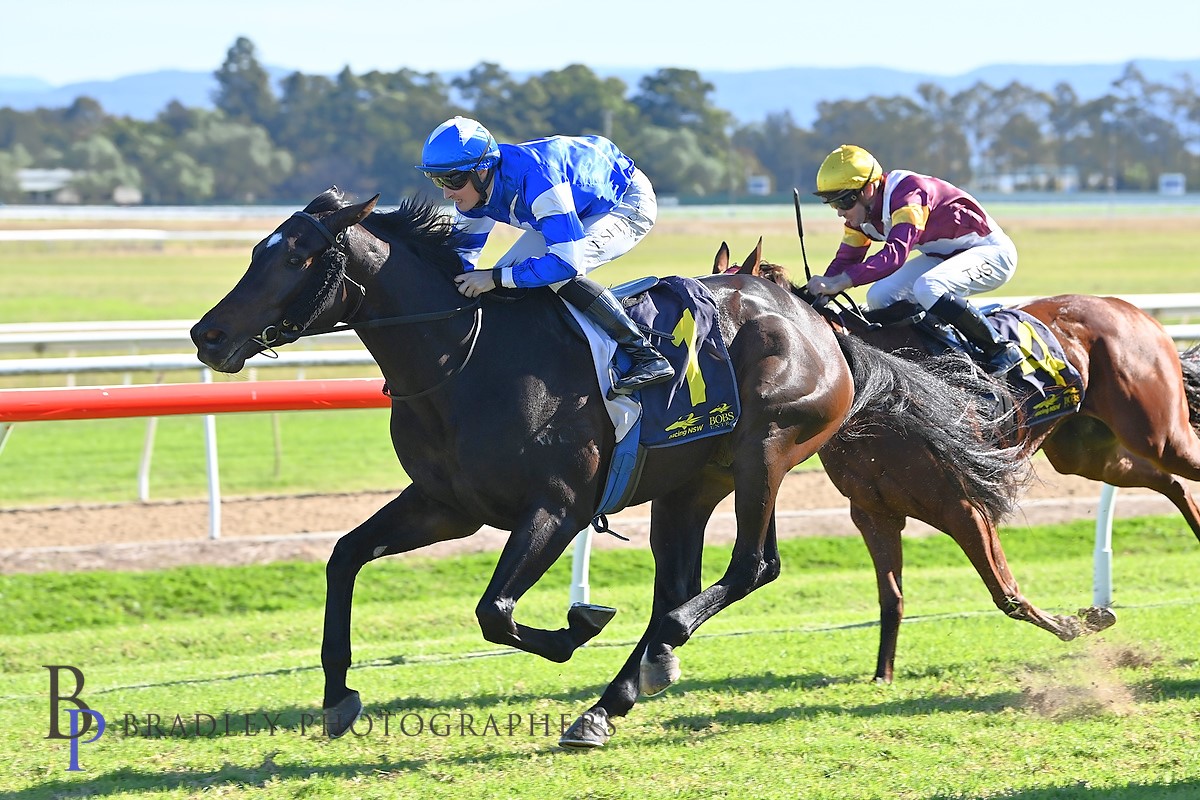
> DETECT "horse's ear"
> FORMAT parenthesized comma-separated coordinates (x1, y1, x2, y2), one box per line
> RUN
(713, 241, 730, 274)
(325, 193, 380, 235)
(742, 237, 764, 277)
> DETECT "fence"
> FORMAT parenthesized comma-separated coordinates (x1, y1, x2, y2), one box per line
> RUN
(0, 359, 600, 606)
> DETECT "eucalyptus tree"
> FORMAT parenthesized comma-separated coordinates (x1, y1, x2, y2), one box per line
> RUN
(213, 36, 279, 130)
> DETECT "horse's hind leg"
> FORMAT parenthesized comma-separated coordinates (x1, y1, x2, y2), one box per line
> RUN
(639, 450, 794, 695)
(560, 474, 727, 748)
(1064, 339, 1200, 541)
(322, 486, 479, 737)
(1043, 415, 1200, 542)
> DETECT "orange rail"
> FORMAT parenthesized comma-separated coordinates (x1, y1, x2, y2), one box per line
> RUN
(0, 378, 390, 423)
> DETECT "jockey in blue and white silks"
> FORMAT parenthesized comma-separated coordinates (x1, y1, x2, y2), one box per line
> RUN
(453, 134, 645, 287)
(416, 116, 673, 395)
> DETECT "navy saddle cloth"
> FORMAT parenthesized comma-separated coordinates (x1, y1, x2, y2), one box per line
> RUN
(593, 275, 740, 518)
(987, 308, 1084, 424)
(901, 304, 1084, 426)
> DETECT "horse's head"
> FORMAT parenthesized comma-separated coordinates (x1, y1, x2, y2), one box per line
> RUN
(192, 187, 379, 373)
(710, 237, 796, 290)
(712, 237, 765, 276)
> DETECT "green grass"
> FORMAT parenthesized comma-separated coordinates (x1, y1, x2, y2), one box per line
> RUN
(1, 516, 1198, 797)
(0, 409, 406, 504)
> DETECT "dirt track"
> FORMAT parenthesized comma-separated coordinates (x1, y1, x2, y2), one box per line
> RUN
(0, 466, 1182, 574)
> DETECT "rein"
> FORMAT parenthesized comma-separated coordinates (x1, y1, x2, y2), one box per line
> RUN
(253, 210, 485, 401)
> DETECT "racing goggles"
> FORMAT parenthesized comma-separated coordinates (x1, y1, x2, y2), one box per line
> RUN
(820, 189, 861, 211)
(425, 170, 473, 190)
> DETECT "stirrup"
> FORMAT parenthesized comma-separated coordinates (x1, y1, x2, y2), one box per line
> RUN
(987, 344, 1025, 376)
(611, 358, 674, 395)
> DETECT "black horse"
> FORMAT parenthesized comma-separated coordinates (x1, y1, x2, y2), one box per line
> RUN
(192, 188, 1027, 747)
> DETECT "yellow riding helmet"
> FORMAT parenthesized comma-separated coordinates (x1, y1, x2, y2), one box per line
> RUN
(814, 145, 882, 201)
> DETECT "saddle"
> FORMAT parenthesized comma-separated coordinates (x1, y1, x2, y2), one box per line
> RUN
(560, 276, 740, 521)
(870, 301, 1085, 426)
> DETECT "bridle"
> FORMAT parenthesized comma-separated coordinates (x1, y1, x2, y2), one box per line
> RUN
(252, 209, 484, 401)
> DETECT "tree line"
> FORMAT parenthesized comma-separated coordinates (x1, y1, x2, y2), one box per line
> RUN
(0, 37, 1196, 205)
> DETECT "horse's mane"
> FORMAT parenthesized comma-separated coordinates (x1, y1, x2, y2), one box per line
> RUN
(756, 260, 795, 289)
(306, 188, 468, 276)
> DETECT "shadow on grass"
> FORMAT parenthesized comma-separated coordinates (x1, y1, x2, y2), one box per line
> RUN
(1133, 675, 1200, 701)
(925, 780, 1200, 799)
(354, 667, 864, 715)
(0, 748, 536, 800)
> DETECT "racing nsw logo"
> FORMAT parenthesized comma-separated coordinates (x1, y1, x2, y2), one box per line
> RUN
(46, 665, 106, 771)
(1031, 385, 1083, 420)
(664, 412, 704, 439)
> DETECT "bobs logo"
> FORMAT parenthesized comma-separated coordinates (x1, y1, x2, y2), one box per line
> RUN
(708, 402, 735, 429)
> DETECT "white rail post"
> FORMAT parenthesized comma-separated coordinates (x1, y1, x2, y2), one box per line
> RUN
(137, 370, 166, 502)
(0, 422, 11, 457)
(569, 529, 594, 606)
(200, 368, 222, 540)
(1093, 483, 1117, 607)
(138, 417, 158, 502)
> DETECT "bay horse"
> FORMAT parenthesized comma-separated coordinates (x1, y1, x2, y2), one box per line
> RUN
(191, 188, 1027, 747)
(717, 239, 1200, 683)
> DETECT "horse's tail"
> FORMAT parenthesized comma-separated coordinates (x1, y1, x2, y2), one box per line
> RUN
(831, 331, 1030, 523)
(1179, 344, 1200, 434)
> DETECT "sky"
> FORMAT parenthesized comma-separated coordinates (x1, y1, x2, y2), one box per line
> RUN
(4, 0, 1198, 85)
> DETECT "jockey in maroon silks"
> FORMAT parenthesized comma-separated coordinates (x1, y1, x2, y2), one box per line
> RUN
(805, 144, 1024, 375)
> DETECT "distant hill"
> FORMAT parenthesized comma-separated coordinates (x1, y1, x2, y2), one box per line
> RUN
(1, 59, 1197, 125)
(696, 59, 1200, 125)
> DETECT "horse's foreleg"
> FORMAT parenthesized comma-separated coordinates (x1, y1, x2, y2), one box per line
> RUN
(562, 477, 724, 748)
(473, 505, 603, 663)
(938, 502, 1102, 642)
(321, 487, 478, 737)
(849, 504, 905, 684)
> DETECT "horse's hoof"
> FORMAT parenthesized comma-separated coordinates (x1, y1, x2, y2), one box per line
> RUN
(567, 603, 617, 641)
(1078, 606, 1117, 633)
(640, 646, 681, 697)
(558, 708, 611, 748)
(324, 690, 363, 739)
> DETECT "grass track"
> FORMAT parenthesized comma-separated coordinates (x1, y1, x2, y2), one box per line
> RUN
(2, 517, 1199, 798)
(3, 203, 1200, 796)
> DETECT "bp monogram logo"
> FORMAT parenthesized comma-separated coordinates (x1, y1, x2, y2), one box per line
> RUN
(45, 665, 106, 771)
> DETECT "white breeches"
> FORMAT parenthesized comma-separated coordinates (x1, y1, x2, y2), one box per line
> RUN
(495, 169, 657, 292)
(864, 231, 1018, 311)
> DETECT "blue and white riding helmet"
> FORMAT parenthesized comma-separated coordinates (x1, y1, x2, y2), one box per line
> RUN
(415, 117, 500, 174)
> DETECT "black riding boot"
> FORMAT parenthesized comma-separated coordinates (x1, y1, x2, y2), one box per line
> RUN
(558, 276, 675, 395)
(929, 294, 1025, 376)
